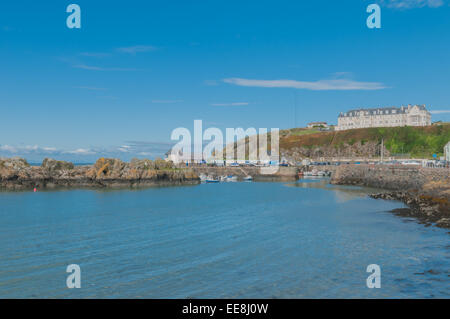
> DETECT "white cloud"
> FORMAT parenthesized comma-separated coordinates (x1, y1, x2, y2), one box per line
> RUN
(65, 148, 95, 155)
(430, 110, 450, 114)
(0, 142, 174, 162)
(0, 145, 57, 154)
(0, 145, 17, 152)
(116, 45, 157, 54)
(211, 102, 249, 106)
(223, 77, 387, 91)
(118, 145, 131, 152)
(380, 0, 445, 9)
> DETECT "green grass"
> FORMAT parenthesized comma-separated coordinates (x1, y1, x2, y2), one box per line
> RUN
(280, 124, 450, 159)
(281, 128, 321, 136)
(379, 125, 450, 158)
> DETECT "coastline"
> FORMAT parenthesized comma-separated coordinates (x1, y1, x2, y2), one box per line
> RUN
(330, 165, 450, 229)
(0, 157, 200, 190)
(370, 192, 450, 228)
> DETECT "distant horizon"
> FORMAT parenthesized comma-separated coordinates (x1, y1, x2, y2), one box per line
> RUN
(2, 118, 449, 163)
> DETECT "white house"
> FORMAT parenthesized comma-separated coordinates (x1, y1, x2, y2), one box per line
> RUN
(445, 141, 450, 162)
(307, 122, 329, 129)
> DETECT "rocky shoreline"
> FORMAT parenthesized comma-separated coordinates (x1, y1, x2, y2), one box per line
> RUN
(0, 157, 200, 190)
(370, 192, 450, 229)
(331, 165, 450, 229)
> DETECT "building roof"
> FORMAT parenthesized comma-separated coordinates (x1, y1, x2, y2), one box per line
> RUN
(339, 105, 428, 118)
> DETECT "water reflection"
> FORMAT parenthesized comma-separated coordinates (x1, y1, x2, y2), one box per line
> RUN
(286, 178, 385, 203)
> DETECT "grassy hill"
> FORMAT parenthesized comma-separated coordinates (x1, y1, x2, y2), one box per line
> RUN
(279, 124, 450, 159)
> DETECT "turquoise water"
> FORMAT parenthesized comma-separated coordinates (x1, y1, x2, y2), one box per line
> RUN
(0, 180, 448, 298)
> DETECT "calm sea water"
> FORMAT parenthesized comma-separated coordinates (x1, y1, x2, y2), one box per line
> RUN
(0, 179, 448, 298)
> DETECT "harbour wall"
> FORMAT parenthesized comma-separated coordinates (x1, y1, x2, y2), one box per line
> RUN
(191, 166, 299, 181)
(330, 164, 450, 192)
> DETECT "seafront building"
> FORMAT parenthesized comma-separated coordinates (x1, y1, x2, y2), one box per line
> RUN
(336, 104, 431, 131)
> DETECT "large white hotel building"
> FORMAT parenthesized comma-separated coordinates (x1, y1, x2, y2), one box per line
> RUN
(336, 104, 431, 131)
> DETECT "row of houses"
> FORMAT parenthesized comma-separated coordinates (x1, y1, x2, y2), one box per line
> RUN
(165, 149, 285, 166)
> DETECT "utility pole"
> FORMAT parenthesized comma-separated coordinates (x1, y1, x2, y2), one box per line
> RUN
(381, 138, 384, 163)
(293, 92, 297, 128)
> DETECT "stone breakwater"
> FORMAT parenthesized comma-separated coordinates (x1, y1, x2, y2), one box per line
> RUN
(0, 157, 200, 190)
(331, 165, 450, 228)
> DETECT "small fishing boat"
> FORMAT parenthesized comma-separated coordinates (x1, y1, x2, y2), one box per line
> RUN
(226, 175, 238, 182)
(243, 175, 253, 181)
(303, 171, 316, 177)
(205, 175, 220, 183)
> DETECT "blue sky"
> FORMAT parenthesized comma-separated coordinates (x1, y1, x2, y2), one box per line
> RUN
(1, 0, 450, 161)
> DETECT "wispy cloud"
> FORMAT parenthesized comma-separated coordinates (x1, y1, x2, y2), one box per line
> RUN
(0, 142, 173, 162)
(379, 0, 445, 9)
(117, 145, 131, 153)
(64, 148, 96, 155)
(211, 102, 249, 106)
(0, 144, 58, 154)
(151, 100, 183, 104)
(223, 77, 388, 91)
(116, 45, 158, 54)
(72, 64, 138, 71)
(429, 110, 450, 114)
